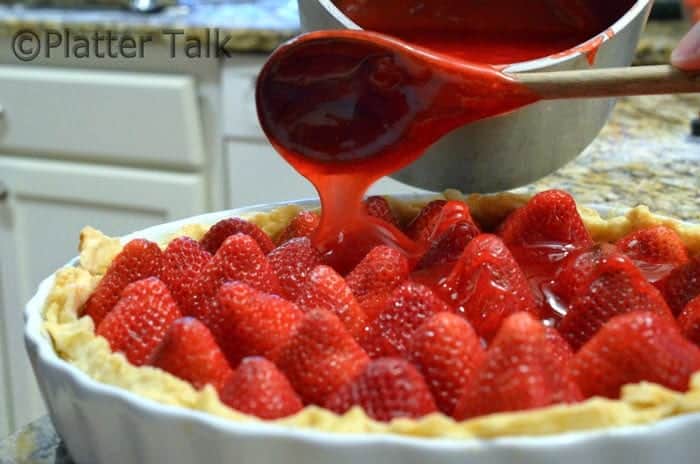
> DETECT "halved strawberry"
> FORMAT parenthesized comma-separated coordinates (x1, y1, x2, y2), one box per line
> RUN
(364, 196, 400, 227)
(189, 233, 282, 323)
(406, 200, 476, 246)
(200, 217, 275, 255)
(324, 357, 437, 422)
(276, 210, 320, 245)
(658, 255, 700, 315)
(96, 277, 182, 366)
(148, 317, 232, 392)
(276, 309, 369, 405)
(454, 312, 582, 420)
(617, 226, 689, 283)
(499, 190, 593, 280)
(215, 281, 303, 366)
(558, 253, 674, 350)
(220, 357, 303, 420)
(160, 237, 212, 312)
(679, 295, 700, 346)
(296, 265, 367, 340)
(437, 234, 538, 341)
(407, 312, 485, 415)
(369, 281, 451, 355)
(416, 221, 480, 270)
(569, 311, 700, 398)
(82, 239, 163, 326)
(268, 237, 323, 301)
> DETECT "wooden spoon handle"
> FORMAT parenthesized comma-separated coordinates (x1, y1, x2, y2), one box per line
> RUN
(515, 65, 700, 99)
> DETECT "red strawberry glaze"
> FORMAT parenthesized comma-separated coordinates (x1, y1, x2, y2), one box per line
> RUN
(256, 0, 635, 273)
(256, 31, 539, 274)
(332, 0, 634, 65)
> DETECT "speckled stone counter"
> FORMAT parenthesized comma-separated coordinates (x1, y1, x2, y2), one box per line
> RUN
(521, 93, 700, 222)
(0, 0, 300, 52)
(0, 417, 70, 464)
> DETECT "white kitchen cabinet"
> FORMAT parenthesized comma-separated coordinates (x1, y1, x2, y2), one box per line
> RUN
(0, 282, 7, 438)
(0, 156, 207, 430)
(225, 140, 429, 207)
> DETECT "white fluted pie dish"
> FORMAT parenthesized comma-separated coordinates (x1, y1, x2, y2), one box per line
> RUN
(24, 195, 700, 464)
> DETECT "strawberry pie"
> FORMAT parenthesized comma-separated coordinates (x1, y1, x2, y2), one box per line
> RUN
(43, 190, 700, 439)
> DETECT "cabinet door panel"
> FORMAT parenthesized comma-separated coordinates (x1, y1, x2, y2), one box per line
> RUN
(0, 156, 206, 430)
(0, 253, 8, 437)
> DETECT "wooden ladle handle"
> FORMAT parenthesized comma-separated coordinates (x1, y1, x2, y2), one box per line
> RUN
(515, 65, 700, 99)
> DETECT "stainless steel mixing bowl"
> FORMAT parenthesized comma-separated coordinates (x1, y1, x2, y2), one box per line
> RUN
(296, 0, 654, 192)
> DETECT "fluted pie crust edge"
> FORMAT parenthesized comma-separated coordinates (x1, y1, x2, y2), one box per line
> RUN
(41, 191, 700, 440)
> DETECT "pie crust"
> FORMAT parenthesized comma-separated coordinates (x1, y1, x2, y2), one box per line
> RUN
(41, 191, 700, 439)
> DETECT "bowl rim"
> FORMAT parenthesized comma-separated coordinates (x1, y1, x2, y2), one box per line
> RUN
(24, 194, 700, 451)
(306, 0, 654, 72)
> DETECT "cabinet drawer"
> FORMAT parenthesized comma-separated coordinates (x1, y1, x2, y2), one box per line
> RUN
(0, 66, 205, 168)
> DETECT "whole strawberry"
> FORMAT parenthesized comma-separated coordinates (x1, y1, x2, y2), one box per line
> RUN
(551, 244, 620, 308)
(324, 357, 437, 422)
(347, 246, 410, 299)
(558, 253, 673, 350)
(296, 265, 368, 341)
(416, 221, 480, 270)
(406, 200, 476, 247)
(215, 281, 303, 366)
(544, 327, 574, 366)
(148, 317, 232, 392)
(358, 323, 401, 359)
(83, 239, 163, 326)
(189, 233, 282, 324)
(499, 190, 593, 279)
(408, 312, 485, 415)
(160, 237, 211, 312)
(369, 281, 451, 355)
(437, 234, 538, 341)
(364, 196, 400, 227)
(200, 217, 275, 255)
(406, 200, 446, 240)
(658, 255, 700, 315)
(276, 210, 320, 245)
(267, 237, 323, 301)
(97, 277, 182, 366)
(454, 312, 582, 420)
(678, 295, 700, 346)
(346, 245, 410, 319)
(276, 309, 369, 405)
(220, 357, 303, 420)
(569, 311, 700, 398)
(616, 225, 689, 283)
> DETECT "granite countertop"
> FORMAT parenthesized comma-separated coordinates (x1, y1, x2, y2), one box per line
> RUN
(523, 92, 700, 222)
(0, 0, 301, 52)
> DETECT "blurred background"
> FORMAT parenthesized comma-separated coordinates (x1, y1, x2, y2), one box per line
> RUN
(0, 0, 697, 440)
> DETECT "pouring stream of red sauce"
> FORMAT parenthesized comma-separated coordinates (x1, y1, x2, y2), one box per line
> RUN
(256, 1, 634, 273)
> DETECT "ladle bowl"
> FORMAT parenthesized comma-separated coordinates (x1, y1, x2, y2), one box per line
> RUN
(297, 0, 654, 193)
